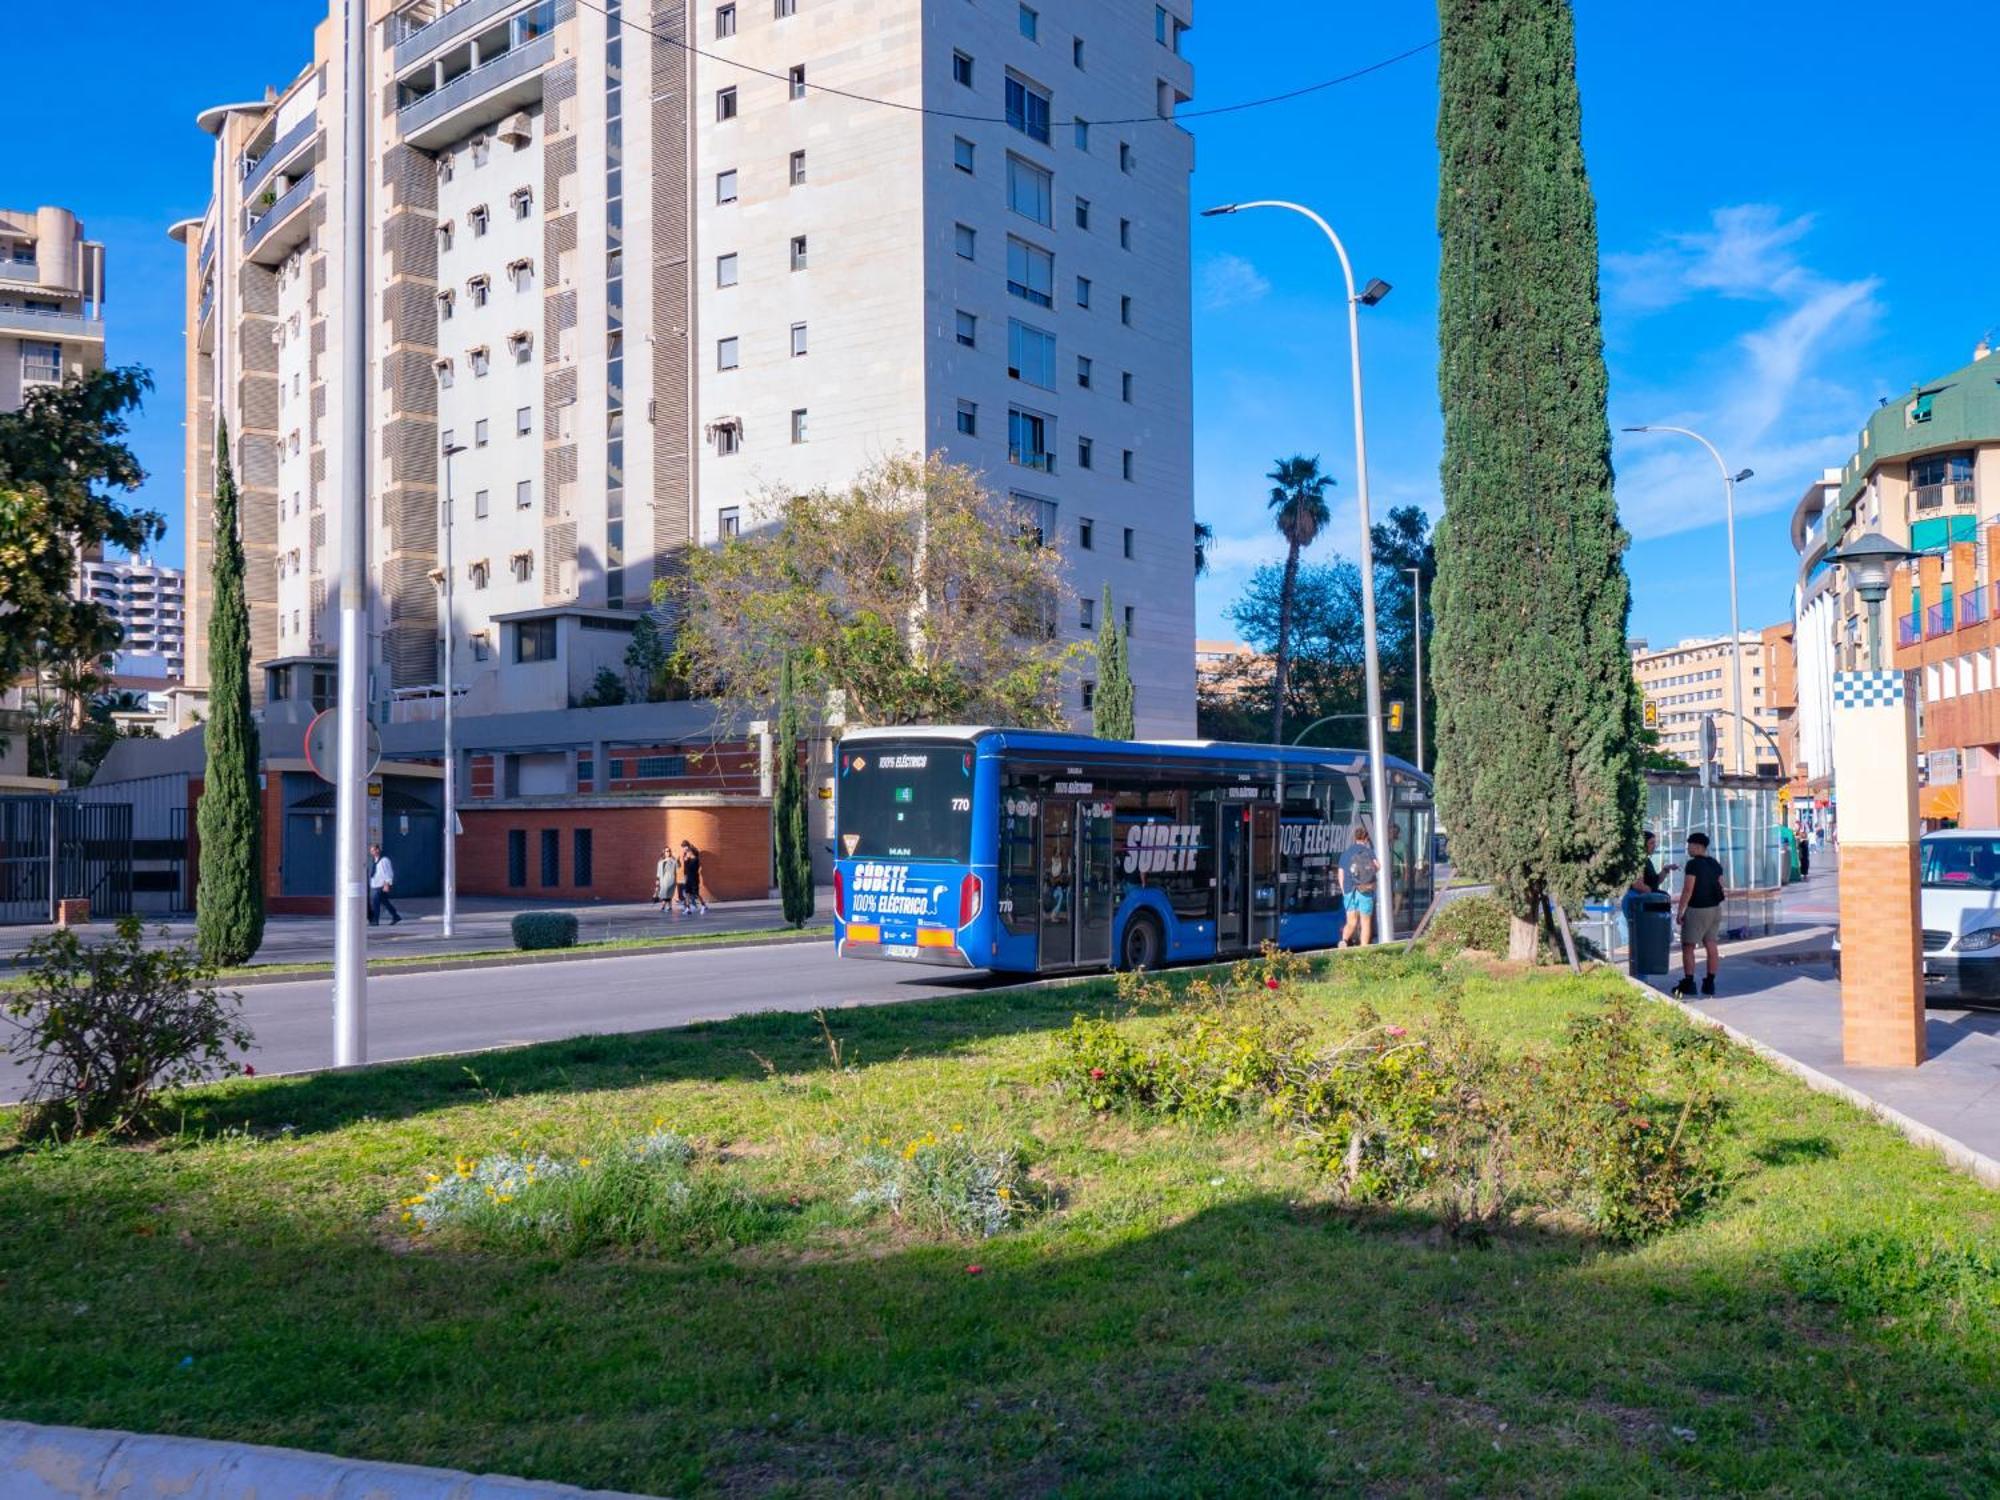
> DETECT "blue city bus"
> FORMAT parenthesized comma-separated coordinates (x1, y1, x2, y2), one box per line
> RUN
(832, 726, 1435, 975)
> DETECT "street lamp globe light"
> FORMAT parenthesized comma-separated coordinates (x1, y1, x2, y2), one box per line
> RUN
(1824, 530, 1923, 669)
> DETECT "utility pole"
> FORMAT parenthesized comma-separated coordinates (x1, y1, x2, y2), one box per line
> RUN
(1407, 565, 1425, 775)
(332, 0, 370, 1066)
(441, 440, 467, 938)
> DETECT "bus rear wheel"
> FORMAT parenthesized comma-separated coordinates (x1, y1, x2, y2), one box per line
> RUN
(1117, 912, 1163, 972)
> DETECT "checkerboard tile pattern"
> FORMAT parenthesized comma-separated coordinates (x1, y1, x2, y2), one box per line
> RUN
(1833, 671, 1905, 709)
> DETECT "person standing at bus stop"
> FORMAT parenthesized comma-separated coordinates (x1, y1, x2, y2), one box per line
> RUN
(1672, 831, 1727, 997)
(1339, 824, 1380, 947)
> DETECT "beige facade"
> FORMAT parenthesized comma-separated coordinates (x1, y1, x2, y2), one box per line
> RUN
(1632, 631, 1783, 776)
(0, 205, 106, 413)
(176, 0, 1198, 732)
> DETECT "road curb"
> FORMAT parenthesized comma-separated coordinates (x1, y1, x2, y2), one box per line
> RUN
(1617, 968, 2000, 1190)
(0, 1418, 664, 1499)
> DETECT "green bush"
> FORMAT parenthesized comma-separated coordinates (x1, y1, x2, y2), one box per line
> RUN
(847, 1128, 1031, 1238)
(512, 911, 580, 951)
(1423, 894, 1513, 955)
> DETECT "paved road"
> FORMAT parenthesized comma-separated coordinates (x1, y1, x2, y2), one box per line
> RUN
(0, 938, 996, 1102)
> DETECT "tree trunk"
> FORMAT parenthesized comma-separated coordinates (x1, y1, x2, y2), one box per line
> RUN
(1507, 913, 1539, 964)
(1270, 539, 1301, 743)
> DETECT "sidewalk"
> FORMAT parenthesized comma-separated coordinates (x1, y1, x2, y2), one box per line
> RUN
(0, 889, 834, 971)
(1634, 856, 2000, 1181)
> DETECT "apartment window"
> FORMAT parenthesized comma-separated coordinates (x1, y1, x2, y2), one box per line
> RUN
(474, 488, 490, 518)
(437, 221, 453, 252)
(719, 506, 741, 538)
(573, 829, 594, 889)
(1077, 435, 1093, 469)
(516, 619, 557, 663)
(435, 358, 455, 388)
(1006, 238, 1054, 307)
(1018, 4, 1037, 40)
(516, 405, 532, 435)
(512, 552, 534, 583)
(790, 321, 809, 357)
(1076, 276, 1091, 308)
(509, 258, 534, 292)
(1073, 37, 1085, 68)
(791, 408, 808, 443)
(1081, 680, 1096, 711)
(717, 169, 738, 203)
(469, 275, 490, 306)
(717, 86, 738, 121)
(475, 418, 491, 447)
(956, 399, 978, 436)
(1005, 74, 1052, 144)
(1006, 155, 1053, 225)
(1124, 605, 1135, 634)
(437, 156, 454, 184)
(507, 830, 527, 888)
(1008, 407, 1053, 472)
(716, 3, 735, 37)
(1119, 144, 1134, 174)
(955, 310, 978, 348)
(1080, 596, 1095, 630)
(1120, 218, 1133, 250)
(442, 427, 455, 450)
(1121, 370, 1133, 402)
(1008, 319, 1056, 388)
(1156, 6, 1186, 52)
(774, 0, 795, 15)
(789, 149, 807, 185)
(1076, 355, 1092, 389)
(1119, 294, 1132, 326)
(1122, 526, 1134, 559)
(953, 136, 976, 173)
(717, 336, 740, 370)
(472, 135, 490, 167)
(954, 222, 977, 259)
(788, 65, 806, 100)
(511, 187, 533, 219)
(717, 251, 739, 287)
(790, 234, 809, 270)
(952, 50, 973, 86)
(540, 829, 560, 888)
(517, 479, 533, 509)
(1122, 448, 1134, 481)
(1074, 196, 1090, 229)
(509, 329, 533, 363)
(437, 289, 454, 320)
(469, 204, 490, 237)
(715, 423, 740, 455)
(469, 346, 491, 377)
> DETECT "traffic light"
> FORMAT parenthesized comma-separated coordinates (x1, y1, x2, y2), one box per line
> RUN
(1642, 700, 1659, 730)
(1387, 700, 1405, 733)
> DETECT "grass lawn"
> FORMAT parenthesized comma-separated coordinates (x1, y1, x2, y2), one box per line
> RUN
(3, 949, 1996, 1496)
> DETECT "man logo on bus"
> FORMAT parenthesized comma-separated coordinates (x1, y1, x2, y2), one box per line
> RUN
(1123, 822, 1200, 875)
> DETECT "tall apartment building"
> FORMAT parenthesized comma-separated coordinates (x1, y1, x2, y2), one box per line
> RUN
(0, 206, 106, 412)
(73, 558, 189, 679)
(173, 0, 1198, 734)
(1631, 631, 1783, 776)
(1786, 466, 1842, 796)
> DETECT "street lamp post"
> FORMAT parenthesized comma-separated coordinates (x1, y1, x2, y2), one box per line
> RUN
(1625, 425, 1753, 775)
(1824, 532, 1924, 671)
(1204, 199, 1397, 939)
(440, 439, 468, 939)
(1406, 565, 1425, 775)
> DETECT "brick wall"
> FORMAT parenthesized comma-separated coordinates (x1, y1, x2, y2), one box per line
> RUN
(1837, 842, 1925, 1066)
(457, 800, 772, 903)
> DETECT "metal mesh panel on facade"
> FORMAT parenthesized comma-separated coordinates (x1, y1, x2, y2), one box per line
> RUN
(383, 416, 438, 491)
(238, 321, 279, 376)
(382, 143, 437, 213)
(383, 208, 438, 283)
(241, 374, 281, 433)
(238, 431, 280, 492)
(650, 5, 694, 567)
(543, 520, 576, 604)
(544, 442, 577, 517)
(544, 58, 576, 135)
(241, 266, 279, 317)
(386, 279, 438, 349)
(545, 135, 577, 199)
(382, 349, 438, 418)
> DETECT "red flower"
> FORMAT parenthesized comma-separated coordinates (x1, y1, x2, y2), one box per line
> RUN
(243, 1065, 256, 1077)
(1264, 977, 1280, 990)
(1633, 1118, 1650, 1131)
(1089, 1067, 1106, 1080)
(965, 1263, 984, 1275)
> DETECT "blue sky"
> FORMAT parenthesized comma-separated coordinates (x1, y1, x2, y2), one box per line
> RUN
(10, 1, 1998, 652)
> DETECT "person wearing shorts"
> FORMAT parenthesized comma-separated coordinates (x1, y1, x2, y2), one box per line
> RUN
(1673, 831, 1727, 997)
(1339, 824, 1380, 947)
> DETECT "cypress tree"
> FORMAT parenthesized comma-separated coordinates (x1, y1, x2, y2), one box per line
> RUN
(1431, 0, 1642, 959)
(196, 422, 265, 965)
(774, 653, 815, 928)
(1092, 585, 1135, 739)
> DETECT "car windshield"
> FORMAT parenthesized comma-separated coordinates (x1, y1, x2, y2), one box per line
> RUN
(1920, 837, 2000, 890)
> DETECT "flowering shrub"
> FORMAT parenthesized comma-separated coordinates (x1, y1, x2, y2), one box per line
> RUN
(405, 1150, 577, 1232)
(1057, 1005, 1307, 1126)
(848, 1125, 1028, 1238)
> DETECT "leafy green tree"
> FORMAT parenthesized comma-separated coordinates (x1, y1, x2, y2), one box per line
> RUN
(1432, 0, 1642, 958)
(579, 667, 628, 708)
(1092, 586, 1135, 739)
(196, 423, 264, 966)
(774, 653, 815, 928)
(1265, 455, 1335, 742)
(1193, 520, 1214, 579)
(623, 610, 672, 702)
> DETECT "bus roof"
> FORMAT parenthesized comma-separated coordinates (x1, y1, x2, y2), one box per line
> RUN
(837, 725, 1426, 779)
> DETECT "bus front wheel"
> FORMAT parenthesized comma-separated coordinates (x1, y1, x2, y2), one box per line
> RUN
(1117, 912, 1164, 973)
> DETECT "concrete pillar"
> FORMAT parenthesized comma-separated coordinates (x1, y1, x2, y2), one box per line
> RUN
(1831, 670, 1927, 1067)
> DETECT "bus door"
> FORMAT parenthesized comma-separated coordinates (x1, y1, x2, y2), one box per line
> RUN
(1251, 804, 1280, 948)
(1039, 796, 1115, 969)
(1218, 801, 1279, 954)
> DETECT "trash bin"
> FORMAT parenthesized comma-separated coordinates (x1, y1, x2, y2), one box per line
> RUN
(1628, 893, 1673, 977)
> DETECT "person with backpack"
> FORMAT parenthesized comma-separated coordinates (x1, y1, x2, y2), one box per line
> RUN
(1339, 823, 1381, 947)
(653, 844, 680, 917)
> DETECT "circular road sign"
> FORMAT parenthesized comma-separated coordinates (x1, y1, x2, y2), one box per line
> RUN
(304, 709, 383, 785)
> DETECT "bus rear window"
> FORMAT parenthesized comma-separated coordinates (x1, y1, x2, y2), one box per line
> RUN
(837, 744, 973, 861)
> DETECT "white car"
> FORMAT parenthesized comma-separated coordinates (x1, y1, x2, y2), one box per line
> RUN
(1833, 830, 2000, 1005)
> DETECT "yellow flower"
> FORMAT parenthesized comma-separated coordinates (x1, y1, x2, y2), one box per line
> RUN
(654, 1117, 666, 1129)
(997, 1186, 1012, 1201)
(403, 1195, 425, 1206)
(578, 1157, 593, 1168)
(950, 1123, 965, 1134)
(902, 1145, 918, 1161)
(402, 1211, 413, 1222)
(496, 1193, 514, 1203)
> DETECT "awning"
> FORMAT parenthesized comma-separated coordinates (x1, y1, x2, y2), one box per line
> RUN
(1919, 782, 1962, 822)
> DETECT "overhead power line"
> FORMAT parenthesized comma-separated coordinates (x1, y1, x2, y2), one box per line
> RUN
(561, 0, 1436, 128)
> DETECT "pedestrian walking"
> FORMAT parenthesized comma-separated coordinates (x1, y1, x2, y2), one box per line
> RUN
(679, 839, 708, 915)
(1797, 820, 1812, 880)
(654, 844, 681, 916)
(368, 843, 402, 927)
(1338, 823, 1379, 947)
(1671, 831, 1726, 997)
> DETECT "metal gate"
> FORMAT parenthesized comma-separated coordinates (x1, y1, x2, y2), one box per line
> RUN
(0, 795, 134, 925)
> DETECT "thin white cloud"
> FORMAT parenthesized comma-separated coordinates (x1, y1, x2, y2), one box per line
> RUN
(1199, 252, 1272, 312)
(1609, 205, 1881, 542)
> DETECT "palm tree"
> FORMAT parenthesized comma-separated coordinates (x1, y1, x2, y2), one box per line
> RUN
(1193, 520, 1214, 579)
(1265, 454, 1334, 742)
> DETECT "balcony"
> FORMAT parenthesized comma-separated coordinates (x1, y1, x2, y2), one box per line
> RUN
(1898, 611, 1922, 648)
(1925, 599, 1955, 638)
(395, 2, 558, 150)
(1913, 481, 1977, 511)
(0, 257, 39, 283)
(393, 0, 544, 68)
(244, 170, 317, 265)
(0, 304, 104, 341)
(1962, 588, 1989, 630)
(241, 114, 318, 204)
